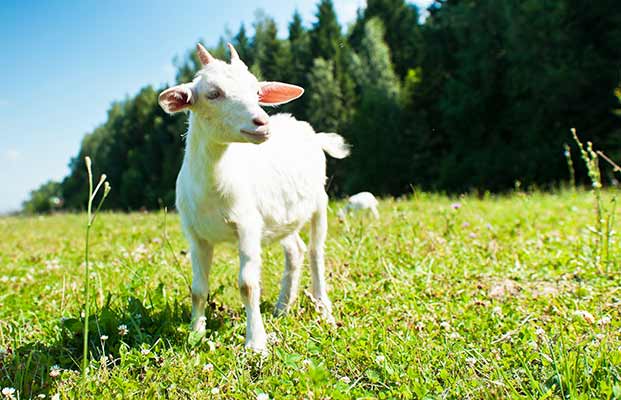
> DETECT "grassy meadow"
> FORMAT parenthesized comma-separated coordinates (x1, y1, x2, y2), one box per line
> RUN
(0, 190, 620, 399)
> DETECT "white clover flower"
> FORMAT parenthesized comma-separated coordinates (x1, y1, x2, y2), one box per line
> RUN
(439, 321, 451, 330)
(598, 315, 612, 326)
(375, 355, 385, 363)
(203, 363, 214, 373)
(51, 394, 60, 400)
(49, 365, 62, 378)
(465, 357, 477, 367)
(256, 393, 269, 400)
(302, 359, 312, 367)
(100, 335, 109, 342)
(207, 340, 216, 352)
(266, 332, 280, 345)
(535, 327, 545, 337)
(339, 376, 351, 384)
(141, 348, 150, 356)
(449, 332, 461, 340)
(210, 387, 220, 395)
(37, 394, 46, 399)
(574, 310, 595, 324)
(2, 387, 16, 399)
(118, 324, 129, 336)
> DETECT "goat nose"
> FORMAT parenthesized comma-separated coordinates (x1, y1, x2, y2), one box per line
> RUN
(253, 116, 268, 126)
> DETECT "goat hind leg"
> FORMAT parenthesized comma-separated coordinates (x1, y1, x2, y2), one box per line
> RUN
(275, 232, 305, 316)
(309, 199, 335, 324)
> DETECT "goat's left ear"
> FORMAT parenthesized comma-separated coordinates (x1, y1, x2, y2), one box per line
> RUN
(259, 82, 304, 106)
(158, 84, 195, 114)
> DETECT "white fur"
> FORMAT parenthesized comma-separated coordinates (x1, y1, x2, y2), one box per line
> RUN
(338, 192, 379, 220)
(160, 45, 349, 351)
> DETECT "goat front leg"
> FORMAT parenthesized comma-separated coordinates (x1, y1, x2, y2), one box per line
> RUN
(190, 237, 213, 333)
(238, 223, 267, 351)
(309, 196, 335, 325)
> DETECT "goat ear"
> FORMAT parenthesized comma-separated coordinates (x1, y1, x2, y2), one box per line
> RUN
(258, 82, 304, 106)
(158, 84, 195, 114)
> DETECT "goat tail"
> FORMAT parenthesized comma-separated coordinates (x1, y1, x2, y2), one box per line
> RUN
(316, 132, 351, 159)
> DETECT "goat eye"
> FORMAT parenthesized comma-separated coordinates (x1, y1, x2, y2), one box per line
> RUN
(206, 89, 222, 100)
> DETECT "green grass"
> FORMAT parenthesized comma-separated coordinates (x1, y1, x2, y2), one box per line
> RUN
(0, 190, 620, 399)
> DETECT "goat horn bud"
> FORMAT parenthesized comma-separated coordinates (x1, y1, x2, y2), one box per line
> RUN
(227, 43, 240, 63)
(196, 43, 215, 66)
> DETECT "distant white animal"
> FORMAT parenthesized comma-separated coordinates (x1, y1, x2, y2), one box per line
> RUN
(158, 43, 350, 352)
(338, 192, 379, 220)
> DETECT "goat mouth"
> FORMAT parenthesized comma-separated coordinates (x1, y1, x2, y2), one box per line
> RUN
(240, 128, 270, 143)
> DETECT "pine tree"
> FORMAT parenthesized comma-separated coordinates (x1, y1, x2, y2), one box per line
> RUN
(347, 18, 404, 194)
(310, 0, 341, 62)
(283, 10, 312, 119)
(350, 0, 421, 78)
(306, 58, 343, 133)
(253, 14, 287, 81)
(233, 23, 254, 65)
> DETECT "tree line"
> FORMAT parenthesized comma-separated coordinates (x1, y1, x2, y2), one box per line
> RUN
(24, 0, 621, 213)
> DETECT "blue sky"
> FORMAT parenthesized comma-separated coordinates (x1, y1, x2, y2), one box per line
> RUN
(0, 0, 432, 213)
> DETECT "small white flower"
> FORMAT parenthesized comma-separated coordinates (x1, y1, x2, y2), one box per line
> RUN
(439, 321, 451, 330)
(51, 394, 60, 400)
(465, 357, 477, 367)
(37, 395, 46, 399)
(528, 340, 539, 350)
(492, 306, 503, 316)
(118, 324, 129, 336)
(535, 327, 545, 337)
(575, 310, 595, 324)
(339, 376, 351, 384)
(141, 348, 150, 356)
(302, 359, 312, 367)
(256, 393, 269, 400)
(49, 365, 62, 378)
(266, 332, 280, 345)
(375, 355, 385, 363)
(2, 387, 16, 399)
(203, 363, 214, 373)
(100, 335, 109, 342)
(598, 316, 611, 326)
(207, 340, 216, 352)
(210, 387, 220, 395)
(449, 332, 461, 340)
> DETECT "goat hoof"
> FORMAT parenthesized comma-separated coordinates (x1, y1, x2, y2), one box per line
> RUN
(245, 341, 268, 355)
(273, 303, 289, 317)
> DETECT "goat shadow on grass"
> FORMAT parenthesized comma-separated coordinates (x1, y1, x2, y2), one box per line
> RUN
(0, 291, 231, 398)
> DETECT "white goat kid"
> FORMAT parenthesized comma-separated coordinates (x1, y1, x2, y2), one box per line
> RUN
(338, 192, 379, 220)
(158, 43, 350, 351)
